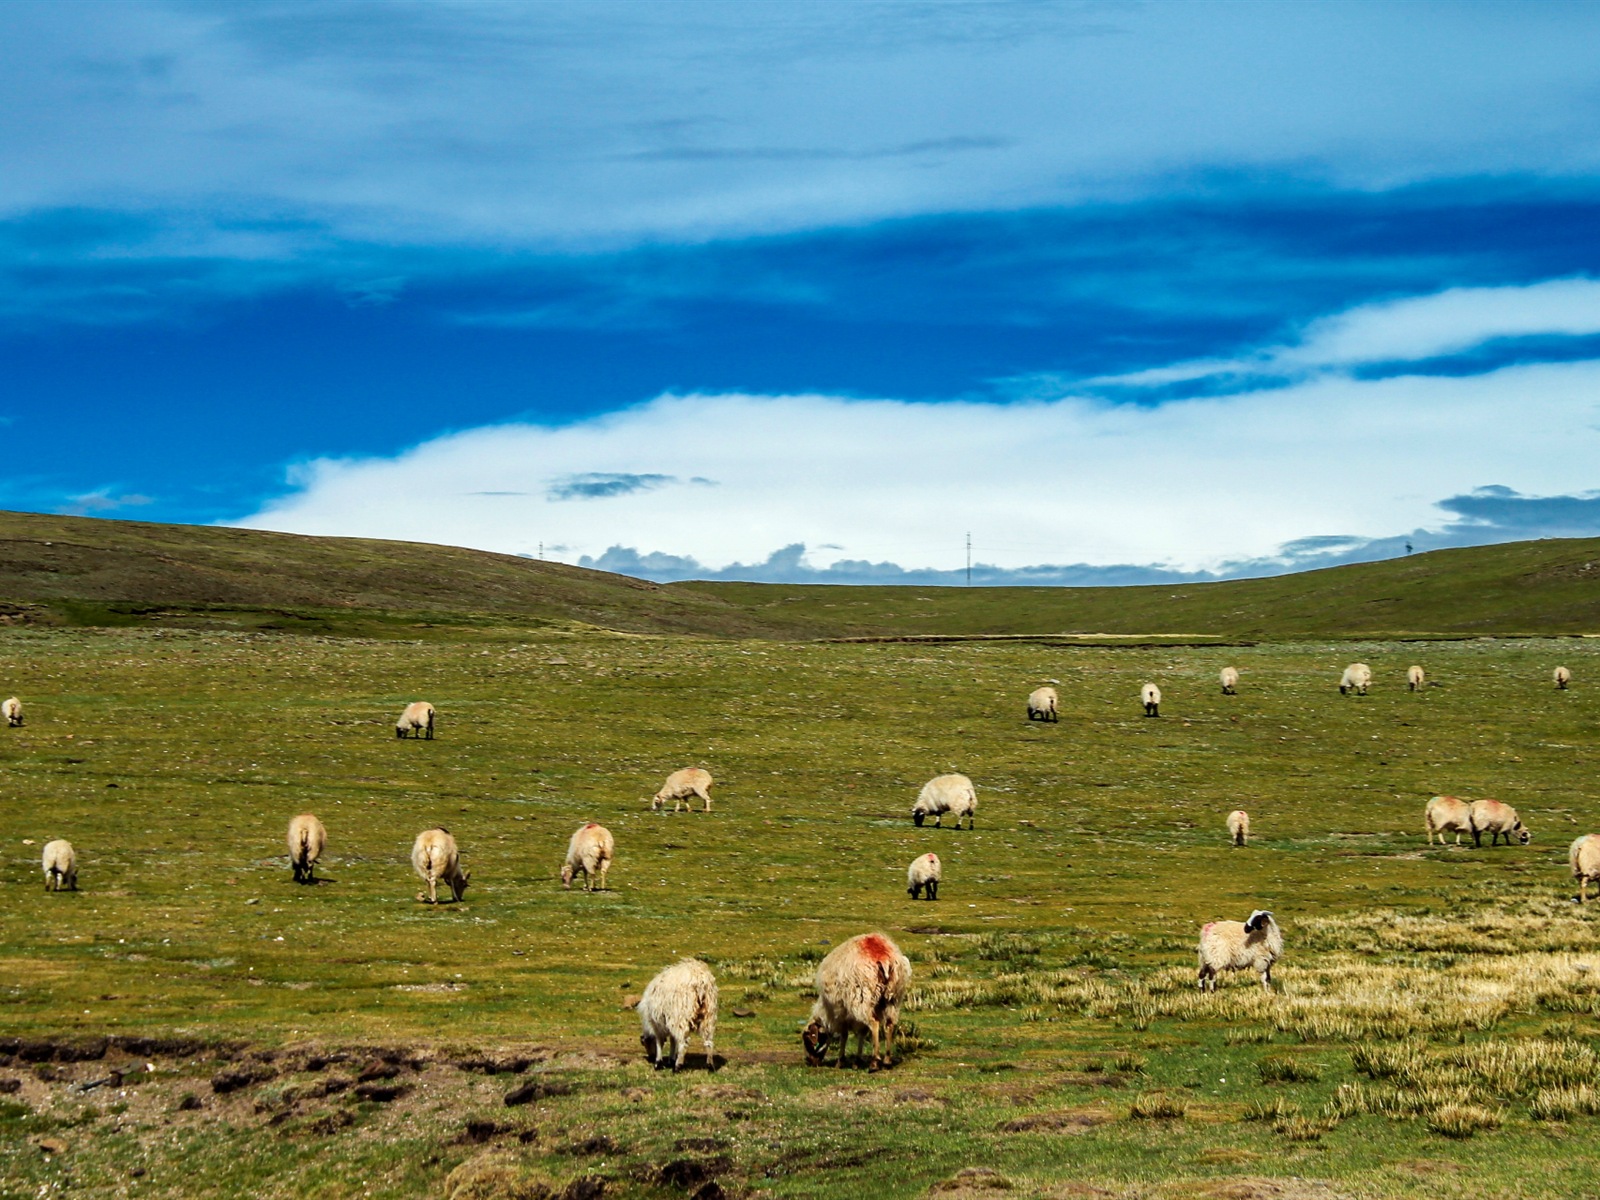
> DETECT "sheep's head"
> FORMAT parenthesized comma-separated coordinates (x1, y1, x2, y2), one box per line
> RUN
(912, 810, 926, 827)
(640, 1033, 657, 1061)
(1516, 824, 1533, 845)
(450, 869, 471, 902)
(560, 862, 574, 889)
(802, 1019, 831, 1066)
(1244, 909, 1274, 933)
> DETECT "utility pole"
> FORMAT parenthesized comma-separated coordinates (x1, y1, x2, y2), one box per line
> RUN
(538, 542, 544, 560)
(966, 532, 971, 586)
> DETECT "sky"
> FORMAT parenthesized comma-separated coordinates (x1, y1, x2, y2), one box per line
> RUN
(7, 1, 1600, 584)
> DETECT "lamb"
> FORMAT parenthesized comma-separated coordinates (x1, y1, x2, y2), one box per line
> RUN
(3, 697, 23, 727)
(1141, 682, 1161, 717)
(1227, 810, 1249, 847)
(912, 773, 976, 829)
(1197, 909, 1282, 993)
(561, 822, 614, 891)
(1556, 666, 1572, 690)
(396, 701, 435, 739)
(1026, 686, 1059, 722)
(411, 827, 470, 903)
(286, 813, 326, 884)
(1219, 667, 1239, 695)
(906, 852, 941, 900)
(637, 959, 718, 1072)
(41, 839, 76, 892)
(1339, 663, 1372, 695)
(1571, 835, 1600, 903)
(1469, 798, 1530, 847)
(652, 767, 713, 813)
(802, 932, 912, 1072)
(1424, 795, 1473, 845)
(1407, 665, 1426, 691)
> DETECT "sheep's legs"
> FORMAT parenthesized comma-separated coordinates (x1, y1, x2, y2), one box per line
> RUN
(1580, 878, 1588, 904)
(1260, 966, 1273, 992)
(928, 880, 938, 901)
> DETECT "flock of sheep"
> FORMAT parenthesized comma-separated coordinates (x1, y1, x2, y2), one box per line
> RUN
(21, 655, 1594, 1074)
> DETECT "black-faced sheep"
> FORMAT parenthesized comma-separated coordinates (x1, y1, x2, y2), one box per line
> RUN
(42, 839, 76, 891)
(3, 697, 23, 727)
(412, 827, 469, 903)
(907, 852, 941, 900)
(1469, 798, 1530, 847)
(912, 774, 976, 829)
(1425, 795, 1473, 845)
(561, 822, 614, 891)
(802, 932, 912, 1072)
(396, 701, 435, 739)
(1339, 663, 1372, 695)
(638, 959, 718, 1072)
(1141, 682, 1161, 717)
(1571, 835, 1600, 904)
(652, 768, 713, 812)
(1026, 686, 1059, 722)
(1227, 810, 1249, 847)
(1197, 910, 1282, 993)
(287, 813, 326, 884)
(1219, 667, 1239, 695)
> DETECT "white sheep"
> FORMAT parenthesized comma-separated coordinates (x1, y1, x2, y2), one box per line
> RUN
(638, 959, 718, 1072)
(1571, 835, 1600, 904)
(1219, 667, 1239, 695)
(1227, 810, 1249, 847)
(912, 774, 976, 829)
(802, 932, 912, 1072)
(3, 697, 23, 727)
(41, 839, 76, 892)
(1339, 663, 1372, 695)
(1026, 686, 1059, 722)
(1424, 795, 1473, 845)
(396, 701, 435, 739)
(1141, 682, 1161, 717)
(652, 767, 713, 813)
(1469, 798, 1530, 847)
(906, 852, 941, 900)
(1407, 664, 1425, 691)
(1556, 666, 1572, 690)
(1197, 909, 1282, 993)
(287, 813, 326, 884)
(561, 822, 614, 891)
(412, 827, 470, 903)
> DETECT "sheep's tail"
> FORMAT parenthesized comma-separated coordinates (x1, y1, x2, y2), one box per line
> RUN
(294, 830, 311, 871)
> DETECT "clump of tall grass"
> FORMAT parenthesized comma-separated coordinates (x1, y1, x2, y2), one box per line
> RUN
(1530, 1084, 1600, 1121)
(1127, 1091, 1187, 1120)
(1258, 1054, 1323, 1084)
(1426, 1103, 1503, 1139)
(975, 933, 1042, 965)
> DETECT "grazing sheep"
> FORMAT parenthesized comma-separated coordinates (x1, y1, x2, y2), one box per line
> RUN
(41, 839, 76, 892)
(906, 852, 941, 900)
(286, 813, 326, 884)
(652, 767, 713, 813)
(1219, 667, 1239, 695)
(1469, 799, 1530, 847)
(1227, 810, 1249, 847)
(396, 701, 435, 740)
(561, 822, 614, 891)
(912, 774, 977, 829)
(411, 827, 470, 903)
(1407, 665, 1426, 692)
(1197, 910, 1282, 993)
(1556, 666, 1572, 690)
(1141, 682, 1161, 717)
(1425, 795, 1474, 845)
(638, 959, 718, 1072)
(2, 697, 23, 727)
(1571, 835, 1600, 904)
(1339, 663, 1372, 695)
(802, 932, 912, 1072)
(1026, 686, 1059, 722)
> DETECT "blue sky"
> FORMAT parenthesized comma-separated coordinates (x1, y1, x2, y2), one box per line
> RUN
(8, 1, 1600, 582)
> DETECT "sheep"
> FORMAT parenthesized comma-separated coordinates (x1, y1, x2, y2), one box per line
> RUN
(561, 822, 614, 891)
(286, 813, 326, 884)
(1219, 667, 1239, 695)
(1227, 810, 1249, 847)
(801, 932, 912, 1072)
(906, 852, 941, 900)
(652, 767, 713, 813)
(1026, 686, 1059, 722)
(41, 839, 76, 892)
(1424, 795, 1474, 845)
(1197, 909, 1282, 993)
(1141, 682, 1161, 717)
(1556, 666, 1572, 690)
(638, 959, 718, 1072)
(1407, 665, 1425, 692)
(1571, 835, 1600, 903)
(3, 697, 23, 727)
(1469, 798, 1530, 847)
(1339, 663, 1372, 695)
(396, 701, 435, 739)
(912, 773, 976, 829)
(412, 827, 470, 903)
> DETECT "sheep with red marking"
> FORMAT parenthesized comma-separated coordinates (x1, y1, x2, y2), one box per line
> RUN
(802, 932, 912, 1072)
(562, 822, 614, 891)
(638, 958, 718, 1072)
(1469, 798, 1530, 847)
(412, 827, 470, 903)
(1227, 810, 1249, 847)
(1197, 910, 1282, 993)
(652, 768, 713, 813)
(907, 852, 941, 900)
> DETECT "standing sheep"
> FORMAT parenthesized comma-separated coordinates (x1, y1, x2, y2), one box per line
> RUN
(638, 959, 718, 1072)
(1424, 795, 1474, 845)
(912, 774, 977, 829)
(1219, 667, 1239, 695)
(41, 839, 76, 892)
(1141, 683, 1161, 717)
(412, 827, 470, 903)
(286, 813, 326, 884)
(1339, 663, 1372, 695)
(1469, 799, 1530, 847)
(652, 768, 713, 813)
(1556, 666, 1572, 690)
(1226, 810, 1249, 847)
(1197, 909, 1282, 993)
(3, 697, 23, 727)
(396, 701, 436, 739)
(561, 822, 614, 891)
(1571, 835, 1600, 904)
(802, 932, 912, 1072)
(1407, 665, 1426, 692)
(1026, 686, 1059, 722)
(906, 852, 941, 900)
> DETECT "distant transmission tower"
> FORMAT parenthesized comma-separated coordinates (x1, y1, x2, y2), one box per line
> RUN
(966, 532, 972, 586)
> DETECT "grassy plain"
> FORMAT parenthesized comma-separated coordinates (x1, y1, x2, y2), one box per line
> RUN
(2, 627, 1600, 1198)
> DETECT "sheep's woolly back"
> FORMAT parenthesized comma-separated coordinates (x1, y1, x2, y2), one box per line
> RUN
(808, 932, 912, 1041)
(1407, 665, 1425, 689)
(1226, 810, 1249, 846)
(1219, 667, 1239, 693)
(1026, 687, 1058, 719)
(396, 701, 436, 736)
(653, 768, 713, 812)
(638, 959, 718, 1070)
(287, 813, 326, 879)
(412, 827, 469, 901)
(907, 853, 941, 886)
(1556, 666, 1572, 687)
(1570, 835, 1600, 880)
(1141, 683, 1161, 704)
(912, 774, 977, 827)
(562, 822, 615, 888)
(41, 839, 76, 890)
(1425, 795, 1473, 843)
